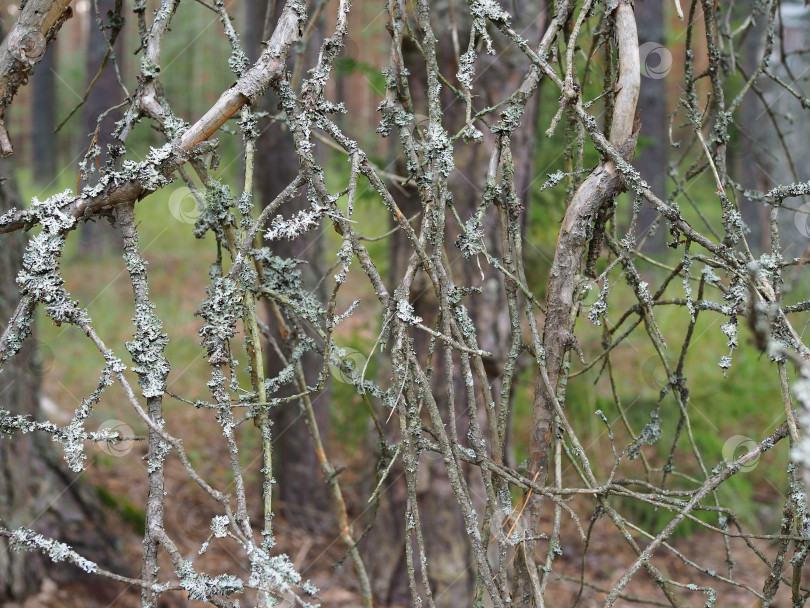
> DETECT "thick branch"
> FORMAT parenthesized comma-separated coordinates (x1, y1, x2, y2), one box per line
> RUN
(0, 0, 73, 156)
(0, 0, 308, 234)
(176, 0, 307, 149)
(528, 0, 639, 532)
(0, 141, 214, 235)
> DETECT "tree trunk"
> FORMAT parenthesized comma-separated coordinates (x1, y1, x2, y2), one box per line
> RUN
(80, 0, 124, 253)
(249, 0, 332, 528)
(634, 0, 668, 251)
(0, 149, 123, 602)
(0, 156, 43, 599)
(31, 48, 56, 185)
(735, 0, 767, 252)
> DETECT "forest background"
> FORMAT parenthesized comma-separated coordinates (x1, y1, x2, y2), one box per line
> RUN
(1, 0, 810, 607)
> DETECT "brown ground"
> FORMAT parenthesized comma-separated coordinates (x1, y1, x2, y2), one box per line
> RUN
(6, 434, 800, 608)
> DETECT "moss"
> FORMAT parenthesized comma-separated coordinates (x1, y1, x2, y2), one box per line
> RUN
(96, 486, 147, 535)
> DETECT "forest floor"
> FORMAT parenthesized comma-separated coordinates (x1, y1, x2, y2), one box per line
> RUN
(7, 481, 798, 608)
(6, 411, 798, 608)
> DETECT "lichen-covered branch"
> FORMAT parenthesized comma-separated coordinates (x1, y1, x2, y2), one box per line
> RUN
(2, 0, 810, 606)
(0, 0, 72, 156)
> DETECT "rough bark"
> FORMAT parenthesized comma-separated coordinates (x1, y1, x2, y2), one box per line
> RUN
(0, 0, 72, 157)
(527, 2, 640, 600)
(0, 159, 43, 600)
(735, 0, 769, 252)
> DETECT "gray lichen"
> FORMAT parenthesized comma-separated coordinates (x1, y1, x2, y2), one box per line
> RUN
(126, 302, 170, 399)
(247, 543, 317, 605)
(396, 300, 423, 326)
(9, 528, 98, 574)
(198, 277, 245, 367)
(629, 411, 662, 459)
(587, 279, 609, 326)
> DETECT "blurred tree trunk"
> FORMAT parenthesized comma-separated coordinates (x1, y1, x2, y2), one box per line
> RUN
(0, 150, 122, 602)
(31, 49, 56, 185)
(634, 0, 668, 251)
(0, 154, 43, 600)
(736, 0, 769, 253)
(246, 0, 331, 528)
(368, 4, 545, 605)
(80, 0, 124, 253)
